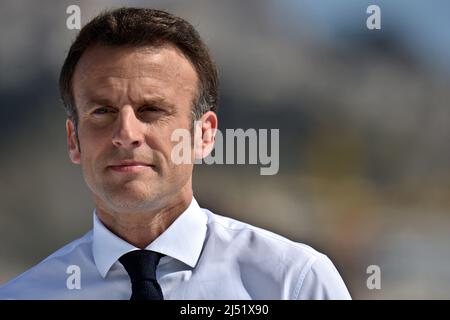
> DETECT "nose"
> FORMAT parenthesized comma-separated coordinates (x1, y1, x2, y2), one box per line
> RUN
(112, 106, 144, 149)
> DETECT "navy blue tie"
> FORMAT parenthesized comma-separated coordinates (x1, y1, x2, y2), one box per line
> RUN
(119, 250, 164, 300)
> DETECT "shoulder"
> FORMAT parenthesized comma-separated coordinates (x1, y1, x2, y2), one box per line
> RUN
(0, 231, 93, 299)
(203, 208, 323, 261)
(202, 209, 351, 299)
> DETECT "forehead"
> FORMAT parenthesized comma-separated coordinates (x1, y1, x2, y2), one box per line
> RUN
(72, 43, 198, 107)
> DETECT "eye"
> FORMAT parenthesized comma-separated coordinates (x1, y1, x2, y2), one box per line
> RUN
(139, 105, 161, 113)
(92, 107, 113, 115)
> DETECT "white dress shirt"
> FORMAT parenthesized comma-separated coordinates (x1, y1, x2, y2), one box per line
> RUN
(0, 197, 351, 299)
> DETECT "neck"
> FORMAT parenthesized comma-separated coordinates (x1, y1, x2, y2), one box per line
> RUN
(95, 191, 193, 249)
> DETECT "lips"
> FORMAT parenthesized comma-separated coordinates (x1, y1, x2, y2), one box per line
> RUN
(107, 161, 154, 173)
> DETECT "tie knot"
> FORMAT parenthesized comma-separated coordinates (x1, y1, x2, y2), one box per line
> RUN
(119, 250, 162, 283)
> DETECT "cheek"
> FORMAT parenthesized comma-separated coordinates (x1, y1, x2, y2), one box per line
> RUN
(165, 117, 194, 146)
(79, 147, 99, 183)
(147, 126, 182, 158)
(164, 163, 193, 189)
(164, 133, 195, 168)
(78, 131, 108, 174)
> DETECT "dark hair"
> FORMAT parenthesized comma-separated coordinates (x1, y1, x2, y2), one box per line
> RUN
(59, 7, 219, 131)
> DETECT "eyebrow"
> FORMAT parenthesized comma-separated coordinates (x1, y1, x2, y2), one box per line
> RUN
(80, 95, 175, 112)
(141, 96, 175, 110)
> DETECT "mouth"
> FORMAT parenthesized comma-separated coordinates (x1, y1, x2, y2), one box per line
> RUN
(107, 161, 155, 173)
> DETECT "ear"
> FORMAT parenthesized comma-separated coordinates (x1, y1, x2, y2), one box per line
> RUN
(66, 118, 81, 164)
(194, 111, 218, 160)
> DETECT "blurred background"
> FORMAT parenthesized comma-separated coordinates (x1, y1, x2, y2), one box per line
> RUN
(1, 0, 450, 299)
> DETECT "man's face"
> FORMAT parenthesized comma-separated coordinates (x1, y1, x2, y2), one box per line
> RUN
(68, 43, 199, 213)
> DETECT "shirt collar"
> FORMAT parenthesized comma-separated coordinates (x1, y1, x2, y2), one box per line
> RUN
(92, 196, 207, 278)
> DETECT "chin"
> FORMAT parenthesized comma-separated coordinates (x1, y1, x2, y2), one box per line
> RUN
(108, 199, 153, 213)
(107, 191, 160, 211)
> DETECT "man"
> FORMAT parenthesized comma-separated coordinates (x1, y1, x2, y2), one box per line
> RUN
(0, 7, 351, 300)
